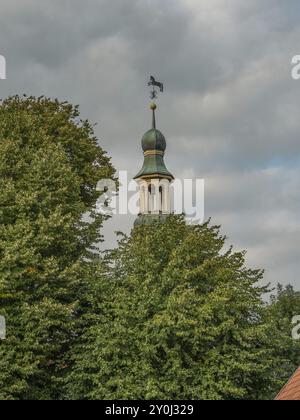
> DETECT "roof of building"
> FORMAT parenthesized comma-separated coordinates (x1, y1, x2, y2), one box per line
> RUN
(134, 103, 174, 180)
(276, 367, 300, 400)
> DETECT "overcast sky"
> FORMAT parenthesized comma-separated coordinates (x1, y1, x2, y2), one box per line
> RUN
(0, 0, 300, 289)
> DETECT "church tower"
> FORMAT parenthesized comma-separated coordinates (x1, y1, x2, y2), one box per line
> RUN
(134, 102, 174, 227)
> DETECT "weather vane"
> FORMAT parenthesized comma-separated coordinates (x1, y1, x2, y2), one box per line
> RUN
(148, 76, 164, 100)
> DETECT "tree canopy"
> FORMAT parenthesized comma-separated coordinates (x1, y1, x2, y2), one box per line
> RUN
(0, 95, 115, 399)
(0, 96, 299, 400)
(67, 216, 296, 400)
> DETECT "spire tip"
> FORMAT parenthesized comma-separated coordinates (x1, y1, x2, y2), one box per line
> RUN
(150, 103, 157, 129)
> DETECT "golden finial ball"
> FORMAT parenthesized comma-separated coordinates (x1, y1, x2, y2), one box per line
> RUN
(150, 103, 157, 111)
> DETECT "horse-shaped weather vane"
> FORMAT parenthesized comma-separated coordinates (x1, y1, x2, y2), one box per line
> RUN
(148, 76, 164, 100)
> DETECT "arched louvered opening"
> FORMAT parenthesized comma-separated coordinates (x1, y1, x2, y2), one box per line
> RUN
(159, 186, 163, 213)
(148, 183, 157, 213)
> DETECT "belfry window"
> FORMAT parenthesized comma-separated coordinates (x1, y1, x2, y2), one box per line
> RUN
(159, 186, 163, 213)
(148, 184, 156, 212)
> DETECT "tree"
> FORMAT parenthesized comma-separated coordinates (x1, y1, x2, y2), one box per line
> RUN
(0, 96, 115, 400)
(266, 285, 300, 385)
(67, 216, 285, 400)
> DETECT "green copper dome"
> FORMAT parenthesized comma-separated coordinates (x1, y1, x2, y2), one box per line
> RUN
(134, 103, 174, 180)
(142, 128, 166, 152)
(134, 153, 174, 180)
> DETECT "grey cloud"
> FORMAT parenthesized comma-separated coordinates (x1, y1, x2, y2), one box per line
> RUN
(0, 0, 299, 288)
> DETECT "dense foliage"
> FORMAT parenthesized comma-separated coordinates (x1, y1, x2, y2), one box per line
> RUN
(67, 217, 300, 400)
(0, 96, 299, 400)
(265, 285, 300, 384)
(0, 96, 115, 399)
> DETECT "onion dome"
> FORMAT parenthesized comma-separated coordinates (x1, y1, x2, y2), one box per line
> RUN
(134, 103, 174, 180)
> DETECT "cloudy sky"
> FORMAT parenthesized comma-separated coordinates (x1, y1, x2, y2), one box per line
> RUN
(0, 0, 300, 288)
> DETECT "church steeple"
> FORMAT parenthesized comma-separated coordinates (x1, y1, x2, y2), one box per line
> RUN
(134, 92, 174, 227)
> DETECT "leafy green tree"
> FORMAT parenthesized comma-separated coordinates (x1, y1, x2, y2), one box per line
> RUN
(67, 216, 285, 400)
(0, 96, 115, 400)
(265, 285, 300, 385)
